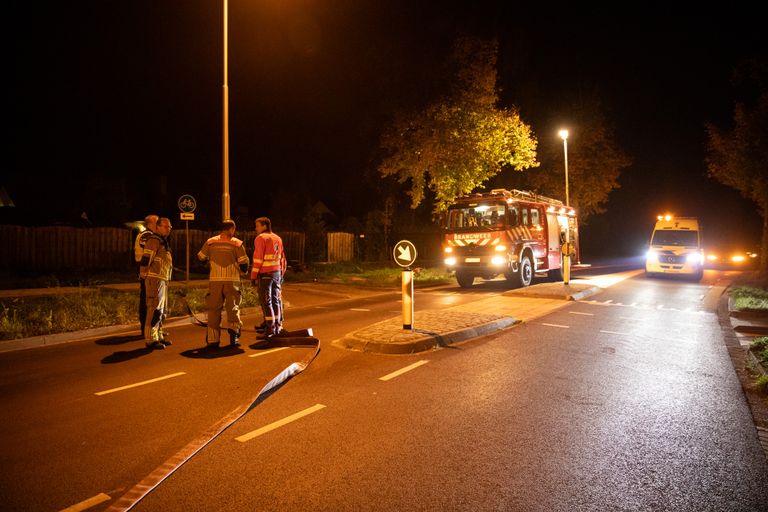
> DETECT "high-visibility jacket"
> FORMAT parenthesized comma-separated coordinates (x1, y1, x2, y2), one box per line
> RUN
(140, 234, 173, 280)
(198, 235, 249, 282)
(251, 232, 286, 278)
(134, 230, 153, 264)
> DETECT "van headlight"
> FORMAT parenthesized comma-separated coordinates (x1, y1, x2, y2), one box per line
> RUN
(646, 250, 658, 263)
(686, 252, 703, 265)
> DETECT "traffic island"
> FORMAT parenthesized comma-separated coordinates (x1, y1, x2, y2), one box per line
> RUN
(504, 280, 601, 301)
(333, 310, 518, 354)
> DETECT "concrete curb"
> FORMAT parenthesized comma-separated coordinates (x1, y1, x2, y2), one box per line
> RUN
(334, 316, 519, 355)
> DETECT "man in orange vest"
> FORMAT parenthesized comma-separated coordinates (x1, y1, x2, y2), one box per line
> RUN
(251, 216, 287, 338)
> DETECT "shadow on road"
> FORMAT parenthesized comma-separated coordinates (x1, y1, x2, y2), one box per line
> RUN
(101, 347, 153, 364)
(180, 345, 245, 359)
(95, 334, 143, 346)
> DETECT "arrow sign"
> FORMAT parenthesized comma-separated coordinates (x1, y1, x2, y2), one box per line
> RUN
(392, 240, 417, 268)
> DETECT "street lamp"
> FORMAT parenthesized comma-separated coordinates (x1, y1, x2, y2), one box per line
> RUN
(558, 129, 571, 284)
(558, 129, 569, 207)
(222, 0, 231, 221)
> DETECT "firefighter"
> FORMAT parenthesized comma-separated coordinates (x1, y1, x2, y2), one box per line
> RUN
(140, 217, 173, 349)
(251, 217, 287, 338)
(197, 219, 250, 347)
(134, 214, 158, 334)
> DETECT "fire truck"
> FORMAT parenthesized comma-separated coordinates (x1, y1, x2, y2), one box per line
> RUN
(442, 189, 579, 288)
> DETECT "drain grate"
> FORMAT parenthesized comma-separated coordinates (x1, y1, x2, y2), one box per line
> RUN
(757, 427, 768, 460)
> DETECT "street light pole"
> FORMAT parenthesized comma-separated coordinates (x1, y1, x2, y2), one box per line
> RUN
(222, 0, 231, 221)
(558, 129, 571, 284)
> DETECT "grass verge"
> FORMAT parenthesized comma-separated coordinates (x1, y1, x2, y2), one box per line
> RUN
(731, 286, 768, 311)
(287, 262, 453, 288)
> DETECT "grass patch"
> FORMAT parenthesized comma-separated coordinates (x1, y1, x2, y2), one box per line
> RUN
(0, 284, 262, 340)
(751, 337, 768, 366)
(755, 374, 768, 393)
(731, 286, 768, 311)
(286, 262, 453, 288)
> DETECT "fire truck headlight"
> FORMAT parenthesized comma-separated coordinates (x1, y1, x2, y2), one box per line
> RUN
(491, 255, 506, 266)
(444, 247, 453, 253)
(444, 257, 457, 266)
(646, 250, 658, 263)
(706, 254, 718, 261)
(494, 245, 507, 252)
(686, 252, 703, 265)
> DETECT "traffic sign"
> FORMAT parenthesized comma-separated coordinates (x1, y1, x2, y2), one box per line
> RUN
(180, 212, 195, 221)
(393, 240, 417, 268)
(178, 194, 197, 213)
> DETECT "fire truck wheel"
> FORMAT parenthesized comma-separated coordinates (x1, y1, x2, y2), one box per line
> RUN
(456, 271, 475, 288)
(512, 253, 533, 288)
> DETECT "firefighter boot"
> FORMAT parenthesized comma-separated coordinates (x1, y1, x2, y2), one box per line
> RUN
(228, 328, 241, 347)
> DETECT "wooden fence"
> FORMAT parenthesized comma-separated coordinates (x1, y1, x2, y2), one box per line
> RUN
(0, 225, 306, 272)
(327, 232, 355, 262)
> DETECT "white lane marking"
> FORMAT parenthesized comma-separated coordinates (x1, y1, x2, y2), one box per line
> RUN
(699, 294, 705, 300)
(379, 360, 430, 381)
(94, 372, 186, 396)
(248, 347, 289, 358)
(600, 330, 630, 336)
(314, 306, 330, 309)
(350, 308, 371, 312)
(235, 404, 326, 443)
(59, 493, 111, 512)
(630, 302, 638, 307)
(541, 323, 570, 328)
(569, 311, 594, 316)
(604, 299, 613, 304)
(656, 304, 664, 310)
(619, 316, 641, 321)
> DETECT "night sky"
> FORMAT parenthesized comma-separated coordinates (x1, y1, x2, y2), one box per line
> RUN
(8, 2, 767, 257)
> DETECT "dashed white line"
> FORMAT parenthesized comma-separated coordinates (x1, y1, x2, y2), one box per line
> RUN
(314, 306, 330, 309)
(569, 311, 594, 316)
(541, 323, 570, 328)
(600, 330, 630, 336)
(379, 360, 430, 381)
(630, 302, 638, 307)
(350, 308, 371, 312)
(94, 372, 186, 396)
(656, 304, 664, 310)
(235, 404, 326, 443)
(59, 492, 111, 512)
(604, 299, 613, 304)
(248, 347, 289, 358)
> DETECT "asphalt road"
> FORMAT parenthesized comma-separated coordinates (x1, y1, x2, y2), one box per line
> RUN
(1, 269, 766, 511)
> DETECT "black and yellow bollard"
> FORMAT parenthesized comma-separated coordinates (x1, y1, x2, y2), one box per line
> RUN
(402, 269, 414, 331)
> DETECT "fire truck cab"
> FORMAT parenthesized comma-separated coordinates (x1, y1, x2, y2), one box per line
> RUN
(442, 189, 579, 288)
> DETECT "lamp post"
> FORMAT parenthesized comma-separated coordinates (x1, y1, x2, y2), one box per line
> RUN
(222, 0, 231, 221)
(558, 129, 571, 284)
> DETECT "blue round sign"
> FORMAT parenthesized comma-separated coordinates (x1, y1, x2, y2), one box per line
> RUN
(178, 195, 197, 213)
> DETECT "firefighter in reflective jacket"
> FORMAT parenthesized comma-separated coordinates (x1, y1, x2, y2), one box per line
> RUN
(140, 217, 173, 349)
(251, 216, 287, 337)
(198, 219, 250, 347)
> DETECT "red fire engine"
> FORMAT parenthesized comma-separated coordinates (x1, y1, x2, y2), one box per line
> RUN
(442, 189, 579, 288)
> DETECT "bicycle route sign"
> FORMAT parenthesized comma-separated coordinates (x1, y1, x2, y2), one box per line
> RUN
(178, 195, 197, 213)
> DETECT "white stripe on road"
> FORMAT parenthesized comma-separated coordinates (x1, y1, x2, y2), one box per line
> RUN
(248, 347, 289, 358)
(314, 306, 330, 309)
(568, 311, 594, 316)
(350, 308, 371, 312)
(600, 330, 630, 336)
(59, 493, 111, 512)
(235, 404, 326, 443)
(379, 360, 430, 381)
(94, 372, 186, 396)
(541, 323, 570, 328)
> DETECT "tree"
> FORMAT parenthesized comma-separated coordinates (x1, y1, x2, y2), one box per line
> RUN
(378, 37, 539, 213)
(706, 62, 768, 276)
(498, 95, 631, 221)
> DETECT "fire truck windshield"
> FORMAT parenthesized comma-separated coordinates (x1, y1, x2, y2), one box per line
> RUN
(446, 203, 506, 229)
(651, 230, 699, 247)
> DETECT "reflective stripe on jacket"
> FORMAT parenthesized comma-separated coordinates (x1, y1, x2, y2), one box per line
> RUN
(197, 235, 249, 282)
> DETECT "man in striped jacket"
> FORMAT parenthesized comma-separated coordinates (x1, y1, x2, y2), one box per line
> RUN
(198, 219, 250, 347)
(134, 214, 158, 334)
(251, 216, 287, 338)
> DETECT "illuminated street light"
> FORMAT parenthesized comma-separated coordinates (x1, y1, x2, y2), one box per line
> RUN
(222, 0, 231, 221)
(558, 129, 569, 207)
(559, 129, 571, 285)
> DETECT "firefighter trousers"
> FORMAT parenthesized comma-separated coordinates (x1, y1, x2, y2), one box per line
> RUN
(205, 281, 242, 343)
(258, 271, 283, 335)
(144, 278, 168, 342)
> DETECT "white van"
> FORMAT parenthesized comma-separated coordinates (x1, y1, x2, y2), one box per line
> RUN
(645, 216, 703, 280)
